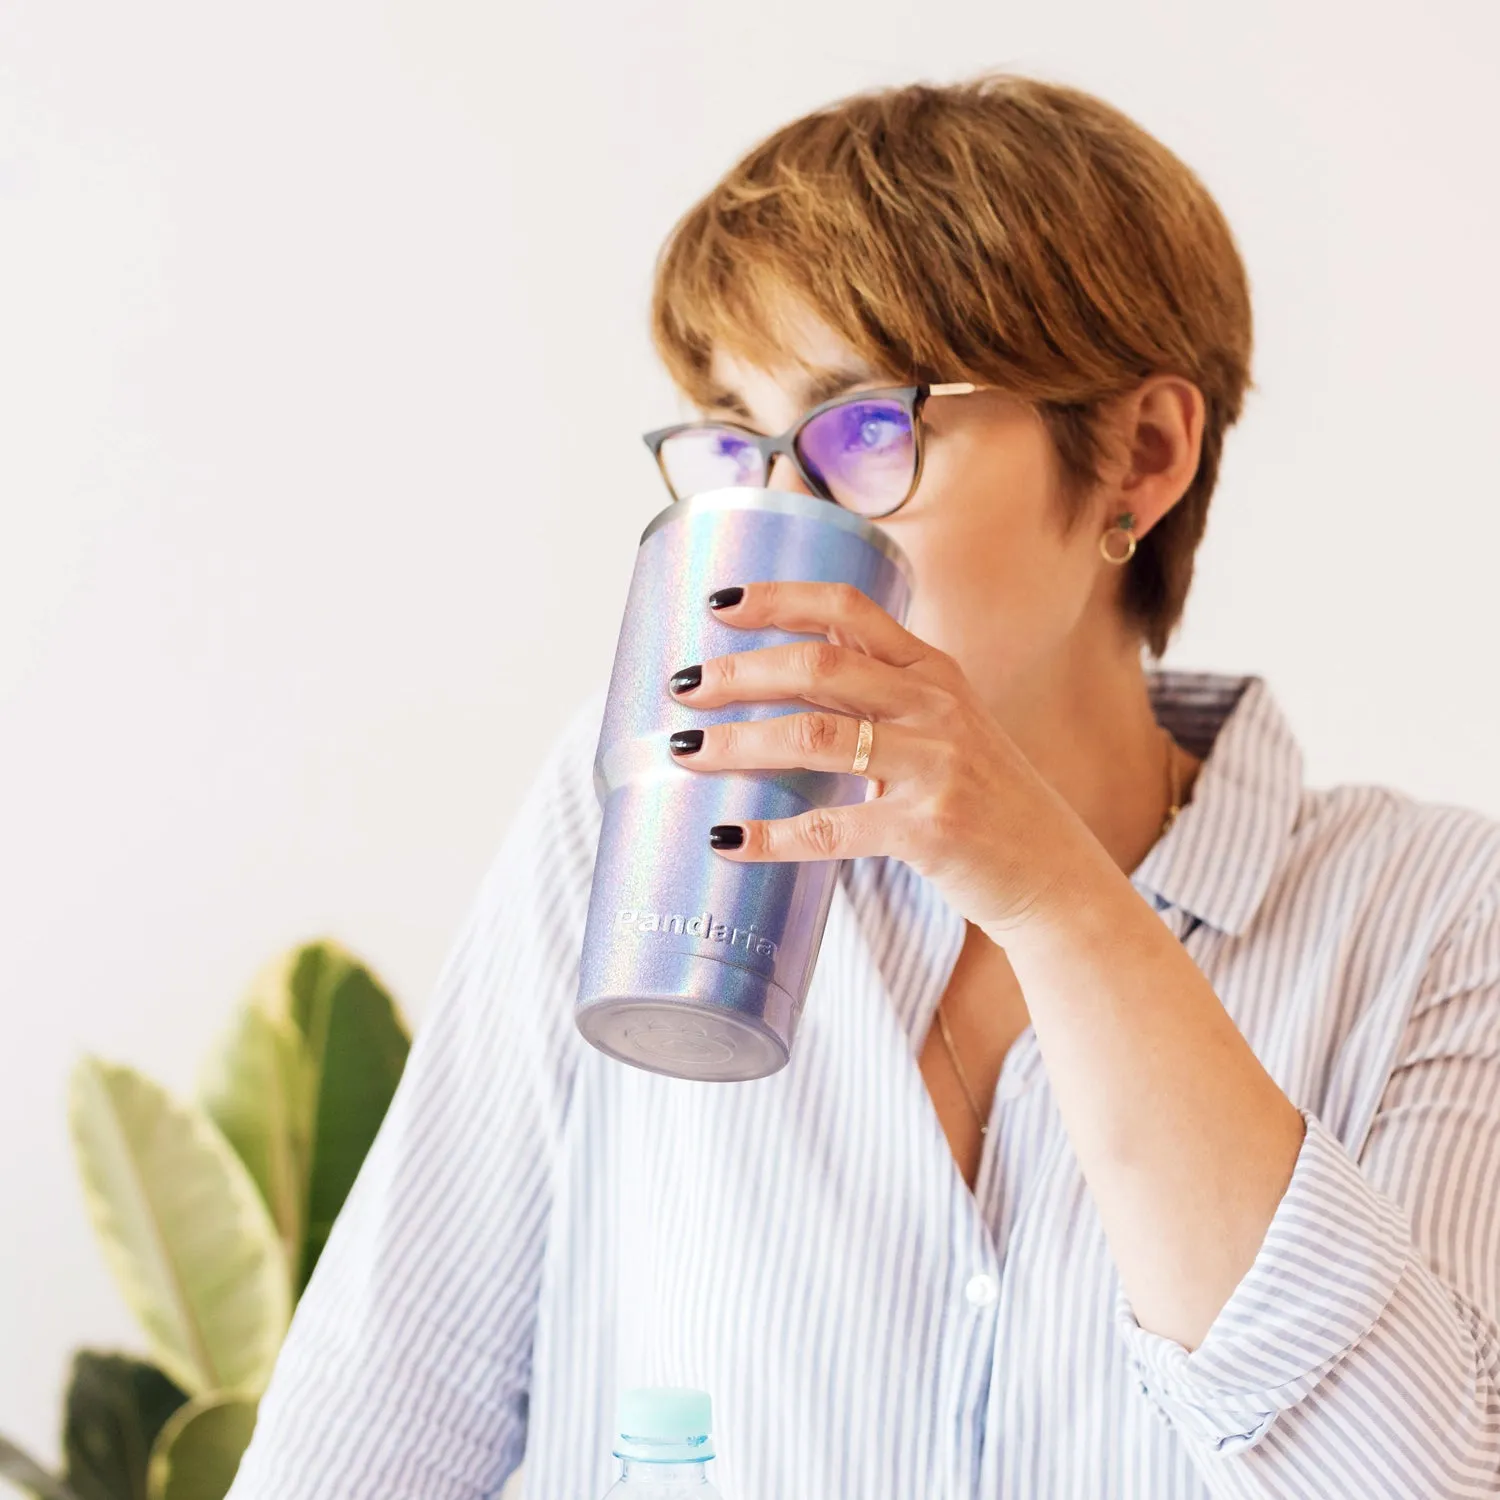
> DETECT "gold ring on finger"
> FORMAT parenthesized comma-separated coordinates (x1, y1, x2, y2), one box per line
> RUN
(850, 718, 874, 775)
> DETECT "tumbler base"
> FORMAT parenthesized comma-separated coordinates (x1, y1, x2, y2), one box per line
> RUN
(576, 997, 790, 1082)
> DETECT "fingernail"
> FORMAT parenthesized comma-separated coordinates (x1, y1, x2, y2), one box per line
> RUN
(669, 729, 703, 756)
(708, 587, 744, 610)
(670, 664, 702, 695)
(709, 824, 745, 849)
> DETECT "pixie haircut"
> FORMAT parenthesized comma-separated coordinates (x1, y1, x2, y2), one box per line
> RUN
(648, 73, 1254, 657)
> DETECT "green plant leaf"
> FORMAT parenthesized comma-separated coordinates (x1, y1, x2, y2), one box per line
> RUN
(67, 1057, 292, 1397)
(198, 1005, 308, 1271)
(0, 1433, 79, 1500)
(145, 1395, 256, 1500)
(61, 1351, 188, 1500)
(251, 941, 409, 1292)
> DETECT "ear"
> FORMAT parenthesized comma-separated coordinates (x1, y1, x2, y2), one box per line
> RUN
(1102, 375, 1206, 539)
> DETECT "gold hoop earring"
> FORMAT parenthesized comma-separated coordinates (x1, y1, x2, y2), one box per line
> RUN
(1100, 511, 1137, 565)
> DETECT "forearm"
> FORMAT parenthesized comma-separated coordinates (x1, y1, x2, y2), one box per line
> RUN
(1114, 1112, 1500, 1495)
(992, 846, 1500, 1493)
(988, 844, 1305, 1350)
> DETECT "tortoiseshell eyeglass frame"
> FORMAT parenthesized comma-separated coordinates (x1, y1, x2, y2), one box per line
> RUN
(641, 382, 988, 518)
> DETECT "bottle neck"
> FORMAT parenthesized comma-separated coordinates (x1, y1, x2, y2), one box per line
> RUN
(618, 1456, 710, 1486)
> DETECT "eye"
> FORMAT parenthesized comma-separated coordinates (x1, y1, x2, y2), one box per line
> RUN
(838, 403, 908, 451)
(859, 414, 901, 447)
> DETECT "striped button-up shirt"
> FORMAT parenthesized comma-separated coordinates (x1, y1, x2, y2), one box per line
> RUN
(228, 669, 1500, 1499)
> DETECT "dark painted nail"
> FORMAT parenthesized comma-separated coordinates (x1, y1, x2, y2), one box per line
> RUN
(709, 824, 745, 849)
(669, 729, 704, 755)
(708, 587, 744, 610)
(670, 664, 702, 695)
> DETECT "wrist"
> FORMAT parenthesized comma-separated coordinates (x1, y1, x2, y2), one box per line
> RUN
(979, 828, 1134, 952)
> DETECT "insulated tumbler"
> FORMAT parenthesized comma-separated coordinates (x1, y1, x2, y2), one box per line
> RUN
(574, 486, 913, 1082)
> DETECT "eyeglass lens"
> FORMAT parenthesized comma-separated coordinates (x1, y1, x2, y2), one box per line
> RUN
(656, 427, 767, 501)
(795, 398, 914, 516)
(657, 396, 916, 517)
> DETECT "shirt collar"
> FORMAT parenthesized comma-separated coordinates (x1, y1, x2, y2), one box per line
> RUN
(1131, 669, 1305, 936)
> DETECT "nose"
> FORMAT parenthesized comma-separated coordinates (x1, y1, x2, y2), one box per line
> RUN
(766, 453, 815, 496)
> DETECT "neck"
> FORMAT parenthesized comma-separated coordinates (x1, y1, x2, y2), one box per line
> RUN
(982, 627, 1200, 876)
(618, 1457, 708, 1485)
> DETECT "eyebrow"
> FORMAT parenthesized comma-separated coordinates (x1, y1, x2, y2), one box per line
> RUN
(703, 364, 879, 427)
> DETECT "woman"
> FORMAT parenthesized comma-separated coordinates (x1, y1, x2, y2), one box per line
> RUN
(229, 74, 1500, 1498)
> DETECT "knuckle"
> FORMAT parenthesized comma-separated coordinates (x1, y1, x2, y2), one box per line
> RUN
(792, 711, 843, 759)
(929, 733, 962, 777)
(924, 793, 964, 851)
(798, 808, 846, 859)
(798, 639, 841, 678)
(885, 814, 916, 861)
(921, 649, 959, 686)
(936, 657, 968, 692)
(921, 677, 962, 719)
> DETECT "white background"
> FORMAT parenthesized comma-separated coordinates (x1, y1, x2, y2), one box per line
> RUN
(2, 0, 1497, 1477)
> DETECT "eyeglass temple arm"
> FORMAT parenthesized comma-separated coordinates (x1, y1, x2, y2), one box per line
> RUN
(927, 382, 982, 397)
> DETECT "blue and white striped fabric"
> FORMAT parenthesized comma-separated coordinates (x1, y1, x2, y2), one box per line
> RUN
(227, 670, 1500, 1499)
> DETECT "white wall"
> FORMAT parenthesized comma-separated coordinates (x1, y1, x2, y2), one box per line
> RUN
(2, 0, 1496, 1474)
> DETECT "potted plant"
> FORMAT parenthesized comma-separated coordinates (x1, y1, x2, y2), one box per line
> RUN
(1, 939, 410, 1500)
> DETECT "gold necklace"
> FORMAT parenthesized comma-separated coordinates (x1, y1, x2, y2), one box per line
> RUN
(936, 998, 989, 1137)
(937, 727, 1183, 1139)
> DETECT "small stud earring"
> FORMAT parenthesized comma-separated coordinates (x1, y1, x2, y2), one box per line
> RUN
(1099, 511, 1137, 565)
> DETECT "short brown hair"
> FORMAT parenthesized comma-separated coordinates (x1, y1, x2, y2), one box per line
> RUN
(648, 73, 1254, 656)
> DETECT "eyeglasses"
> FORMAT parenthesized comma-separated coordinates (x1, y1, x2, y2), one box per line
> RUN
(642, 382, 989, 519)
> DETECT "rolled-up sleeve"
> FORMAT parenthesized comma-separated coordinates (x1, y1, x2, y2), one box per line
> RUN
(1116, 878, 1500, 1497)
(227, 686, 605, 1500)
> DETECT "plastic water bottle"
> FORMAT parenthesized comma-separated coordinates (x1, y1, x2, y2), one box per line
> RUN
(601, 1386, 723, 1496)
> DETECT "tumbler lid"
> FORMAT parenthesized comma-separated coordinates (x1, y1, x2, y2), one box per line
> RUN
(614, 1386, 716, 1462)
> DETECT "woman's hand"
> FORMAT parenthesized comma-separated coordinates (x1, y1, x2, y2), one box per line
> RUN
(665, 579, 1107, 938)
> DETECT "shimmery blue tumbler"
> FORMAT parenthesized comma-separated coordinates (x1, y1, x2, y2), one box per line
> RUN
(574, 487, 913, 1082)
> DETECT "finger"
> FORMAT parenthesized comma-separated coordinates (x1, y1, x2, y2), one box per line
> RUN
(707, 579, 936, 670)
(669, 710, 912, 783)
(670, 638, 924, 720)
(708, 797, 898, 864)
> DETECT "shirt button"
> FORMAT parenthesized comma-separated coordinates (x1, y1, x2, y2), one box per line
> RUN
(964, 1272, 999, 1308)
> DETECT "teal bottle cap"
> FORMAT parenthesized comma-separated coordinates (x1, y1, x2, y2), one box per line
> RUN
(614, 1386, 716, 1463)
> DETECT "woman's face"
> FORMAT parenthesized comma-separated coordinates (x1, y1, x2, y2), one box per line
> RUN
(704, 298, 1135, 714)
